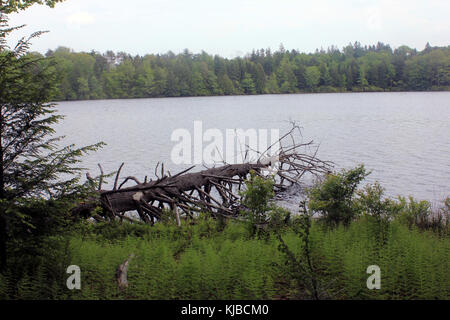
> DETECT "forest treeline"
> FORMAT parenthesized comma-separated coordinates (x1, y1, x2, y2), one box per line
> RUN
(39, 42, 450, 101)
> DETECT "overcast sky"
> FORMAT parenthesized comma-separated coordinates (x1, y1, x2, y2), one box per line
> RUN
(6, 0, 450, 58)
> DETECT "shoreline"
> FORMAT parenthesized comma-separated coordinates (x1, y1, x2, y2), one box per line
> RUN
(51, 88, 450, 104)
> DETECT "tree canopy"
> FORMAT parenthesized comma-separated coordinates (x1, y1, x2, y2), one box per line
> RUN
(0, 0, 65, 13)
(39, 42, 450, 101)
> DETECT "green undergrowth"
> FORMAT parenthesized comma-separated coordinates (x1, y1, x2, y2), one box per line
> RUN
(1, 217, 447, 300)
(1, 166, 448, 300)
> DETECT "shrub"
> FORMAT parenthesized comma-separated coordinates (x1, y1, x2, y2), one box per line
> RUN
(395, 196, 431, 229)
(355, 182, 400, 221)
(240, 170, 275, 237)
(308, 165, 369, 226)
(395, 196, 449, 234)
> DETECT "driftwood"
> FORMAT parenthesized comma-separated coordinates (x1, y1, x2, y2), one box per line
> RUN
(72, 125, 332, 223)
(116, 254, 135, 290)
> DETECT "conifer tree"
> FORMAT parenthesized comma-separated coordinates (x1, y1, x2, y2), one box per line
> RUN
(0, 12, 103, 271)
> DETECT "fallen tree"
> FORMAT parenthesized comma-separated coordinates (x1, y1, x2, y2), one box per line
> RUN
(72, 125, 332, 224)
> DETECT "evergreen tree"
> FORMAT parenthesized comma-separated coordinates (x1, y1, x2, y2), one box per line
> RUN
(276, 56, 297, 93)
(241, 72, 256, 94)
(251, 63, 266, 94)
(305, 66, 321, 91)
(265, 73, 280, 94)
(217, 74, 235, 95)
(191, 70, 208, 96)
(0, 13, 103, 271)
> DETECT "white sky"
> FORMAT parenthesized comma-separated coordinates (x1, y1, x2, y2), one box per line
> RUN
(6, 0, 450, 58)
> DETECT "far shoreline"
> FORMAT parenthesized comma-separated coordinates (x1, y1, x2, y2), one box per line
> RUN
(51, 88, 450, 104)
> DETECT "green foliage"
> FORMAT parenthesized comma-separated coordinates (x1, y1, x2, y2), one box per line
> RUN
(0, 0, 65, 13)
(241, 73, 256, 94)
(36, 42, 450, 101)
(394, 196, 449, 235)
(395, 196, 431, 227)
(308, 165, 369, 226)
(276, 56, 297, 93)
(354, 182, 402, 245)
(266, 206, 291, 234)
(265, 73, 280, 93)
(356, 182, 400, 218)
(59, 221, 279, 300)
(307, 165, 447, 235)
(240, 171, 277, 237)
(305, 66, 321, 91)
(2, 235, 72, 299)
(241, 171, 275, 217)
(0, 13, 104, 271)
(1, 215, 447, 300)
(276, 202, 322, 299)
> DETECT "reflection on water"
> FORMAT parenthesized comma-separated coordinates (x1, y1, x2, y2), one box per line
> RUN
(54, 92, 450, 205)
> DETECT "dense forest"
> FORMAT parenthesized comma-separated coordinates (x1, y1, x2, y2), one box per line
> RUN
(39, 42, 450, 101)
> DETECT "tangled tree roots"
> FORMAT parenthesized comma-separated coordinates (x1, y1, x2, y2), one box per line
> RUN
(72, 125, 332, 224)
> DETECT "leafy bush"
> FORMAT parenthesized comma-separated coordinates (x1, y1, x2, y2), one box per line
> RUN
(394, 196, 449, 235)
(395, 196, 431, 228)
(355, 182, 400, 221)
(308, 165, 369, 226)
(240, 171, 275, 237)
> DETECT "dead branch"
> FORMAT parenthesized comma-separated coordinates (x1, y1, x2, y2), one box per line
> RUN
(72, 125, 333, 224)
(116, 254, 135, 290)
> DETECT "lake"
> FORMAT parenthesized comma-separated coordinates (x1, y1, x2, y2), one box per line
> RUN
(54, 92, 450, 205)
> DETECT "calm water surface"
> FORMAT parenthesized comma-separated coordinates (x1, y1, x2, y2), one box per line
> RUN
(54, 92, 450, 205)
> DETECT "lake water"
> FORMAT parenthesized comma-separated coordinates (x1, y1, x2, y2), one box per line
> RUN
(54, 92, 450, 205)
